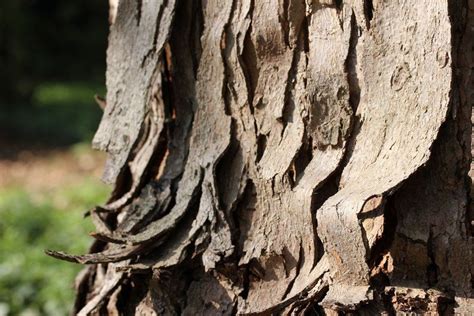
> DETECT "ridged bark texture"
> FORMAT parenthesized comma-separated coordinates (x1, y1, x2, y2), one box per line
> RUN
(48, 0, 473, 314)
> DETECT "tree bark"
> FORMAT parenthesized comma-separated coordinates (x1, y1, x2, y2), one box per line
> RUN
(48, 0, 473, 314)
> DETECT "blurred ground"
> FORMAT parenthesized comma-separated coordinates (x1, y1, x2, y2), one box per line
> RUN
(0, 143, 106, 198)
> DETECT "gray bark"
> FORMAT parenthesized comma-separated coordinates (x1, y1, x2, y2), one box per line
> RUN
(48, 0, 473, 314)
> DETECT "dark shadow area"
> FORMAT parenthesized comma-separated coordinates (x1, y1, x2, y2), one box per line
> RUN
(0, 0, 108, 157)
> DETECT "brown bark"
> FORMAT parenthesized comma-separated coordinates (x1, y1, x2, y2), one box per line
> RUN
(48, 0, 473, 314)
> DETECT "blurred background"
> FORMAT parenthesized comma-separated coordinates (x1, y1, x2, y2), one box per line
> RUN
(0, 1, 110, 315)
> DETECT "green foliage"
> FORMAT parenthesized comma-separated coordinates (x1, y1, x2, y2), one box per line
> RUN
(33, 82, 103, 107)
(0, 82, 105, 146)
(0, 180, 109, 315)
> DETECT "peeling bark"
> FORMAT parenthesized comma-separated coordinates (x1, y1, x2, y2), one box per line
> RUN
(49, 0, 473, 314)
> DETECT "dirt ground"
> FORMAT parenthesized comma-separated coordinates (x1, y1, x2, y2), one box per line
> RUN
(0, 143, 106, 192)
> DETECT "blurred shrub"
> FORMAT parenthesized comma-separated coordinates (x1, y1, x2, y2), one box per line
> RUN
(0, 82, 105, 147)
(33, 82, 102, 107)
(0, 179, 109, 315)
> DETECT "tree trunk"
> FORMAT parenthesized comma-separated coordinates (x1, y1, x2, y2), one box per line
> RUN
(48, 0, 473, 314)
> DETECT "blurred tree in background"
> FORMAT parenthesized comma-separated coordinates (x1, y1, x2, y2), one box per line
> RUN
(0, 0, 108, 148)
(0, 0, 107, 103)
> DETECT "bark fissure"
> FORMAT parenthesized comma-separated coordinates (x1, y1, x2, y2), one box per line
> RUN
(135, 0, 143, 25)
(238, 0, 257, 110)
(363, 0, 373, 29)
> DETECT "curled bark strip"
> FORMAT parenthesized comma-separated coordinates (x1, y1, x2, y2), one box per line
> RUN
(176, 0, 235, 271)
(94, 94, 107, 110)
(89, 207, 113, 235)
(95, 167, 203, 245)
(103, 72, 167, 211)
(114, 184, 163, 234)
(93, 0, 176, 185)
(45, 244, 143, 264)
(239, 255, 332, 315)
(76, 261, 129, 316)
